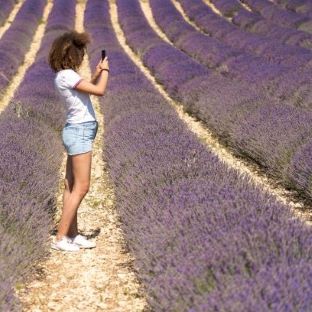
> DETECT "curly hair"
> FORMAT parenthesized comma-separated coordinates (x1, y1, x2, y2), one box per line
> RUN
(48, 30, 91, 72)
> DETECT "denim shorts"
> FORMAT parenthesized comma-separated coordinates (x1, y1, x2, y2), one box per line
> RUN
(62, 120, 98, 155)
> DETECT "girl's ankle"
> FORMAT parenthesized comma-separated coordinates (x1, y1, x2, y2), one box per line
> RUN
(67, 232, 78, 238)
(55, 234, 66, 241)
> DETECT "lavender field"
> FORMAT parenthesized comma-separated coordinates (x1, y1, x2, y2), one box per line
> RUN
(1, 0, 312, 311)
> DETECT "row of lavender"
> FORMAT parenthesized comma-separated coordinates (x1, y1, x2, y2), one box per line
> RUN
(209, 0, 312, 51)
(274, 0, 312, 15)
(149, 0, 312, 107)
(211, 0, 311, 24)
(118, 0, 312, 203)
(209, 0, 242, 17)
(176, 0, 312, 108)
(0, 0, 46, 93)
(201, 0, 312, 35)
(232, 6, 312, 45)
(178, 0, 311, 68)
(85, 0, 312, 310)
(0, 1, 76, 310)
(240, 0, 312, 31)
(274, 0, 312, 16)
(0, 0, 15, 27)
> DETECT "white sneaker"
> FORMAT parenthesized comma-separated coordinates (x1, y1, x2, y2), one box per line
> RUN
(51, 236, 80, 252)
(70, 234, 96, 249)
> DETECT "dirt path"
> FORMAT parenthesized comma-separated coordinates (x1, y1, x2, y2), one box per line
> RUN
(237, 0, 253, 12)
(15, 1, 148, 311)
(0, 0, 53, 113)
(201, 0, 232, 21)
(171, 0, 205, 32)
(0, 0, 24, 39)
(140, 0, 171, 44)
(111, 0, 311, 225)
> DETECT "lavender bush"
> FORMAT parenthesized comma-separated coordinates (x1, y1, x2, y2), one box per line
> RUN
(0, 0, 47, 94)
(0, 0, 76, 310)
(275, 0, 312, 15)
(232, 7, 312, 49)
(0, 0, 15, 27)
(116, 0, 312, 200)
(240, 0, 312, 31)
(84, 0, 312, 310)
(149, 0, 294, 93)
(209, 0, 245, 17)
(152, 0, 312, 109)
(177, 0, 312, 67)
(174, 0, 312, 114)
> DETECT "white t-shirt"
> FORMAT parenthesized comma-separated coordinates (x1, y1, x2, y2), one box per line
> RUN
(54, 69, 97, 124)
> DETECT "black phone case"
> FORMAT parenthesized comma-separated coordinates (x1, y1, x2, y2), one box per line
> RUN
(101, 50, 106, 60)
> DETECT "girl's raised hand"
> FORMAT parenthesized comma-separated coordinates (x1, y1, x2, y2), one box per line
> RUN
(96, 56, 109, 72)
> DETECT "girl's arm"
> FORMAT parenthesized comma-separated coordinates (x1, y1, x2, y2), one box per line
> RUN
(90, 71, 100, 84)
(75, 57, 109, 96)
(90, 62, 104, 84)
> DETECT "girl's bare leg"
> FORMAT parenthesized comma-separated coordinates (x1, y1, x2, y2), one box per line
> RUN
(61, 155, 78, 238)
(56, 151, 92, 241)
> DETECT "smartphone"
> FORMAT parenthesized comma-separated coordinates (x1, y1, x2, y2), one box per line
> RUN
(101, 49, 106, 61)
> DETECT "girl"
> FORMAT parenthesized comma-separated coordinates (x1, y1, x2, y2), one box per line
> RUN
(48, 30, 109, 252)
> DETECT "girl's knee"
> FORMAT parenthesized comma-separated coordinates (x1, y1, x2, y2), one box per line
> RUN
(74, 183, 90, 196)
